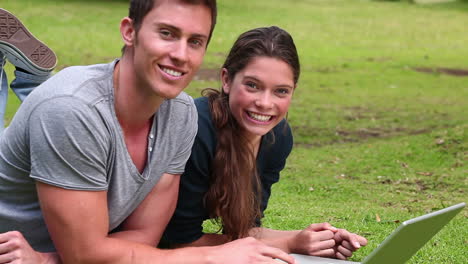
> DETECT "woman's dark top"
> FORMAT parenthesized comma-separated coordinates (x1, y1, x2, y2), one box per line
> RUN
(162, 96, 293, 244)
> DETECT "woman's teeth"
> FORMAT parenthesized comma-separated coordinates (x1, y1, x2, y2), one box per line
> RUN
(248, 112, 272, 122)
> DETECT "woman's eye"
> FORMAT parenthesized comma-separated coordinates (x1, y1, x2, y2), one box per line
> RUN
(246, 82, 257, 89)
(277, 88, 290, 95)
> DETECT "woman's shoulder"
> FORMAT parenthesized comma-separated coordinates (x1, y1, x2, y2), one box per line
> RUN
(271, 119, 293, 147)
(194, 96, 210, 112)
(194, 96, 215, 134)
(260, 119, 293, 162)
(191, 96, 217, 152)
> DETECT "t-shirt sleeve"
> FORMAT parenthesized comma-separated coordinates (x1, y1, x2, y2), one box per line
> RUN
(258, 120, 293, 223)
(165, 97, 198, 175)
(28, 97, 110, 190)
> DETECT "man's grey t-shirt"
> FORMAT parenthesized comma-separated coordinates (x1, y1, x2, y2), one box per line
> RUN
(0, 61, 197, 252)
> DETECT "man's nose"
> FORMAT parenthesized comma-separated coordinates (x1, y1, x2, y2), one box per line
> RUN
(170, 41, 189, 64)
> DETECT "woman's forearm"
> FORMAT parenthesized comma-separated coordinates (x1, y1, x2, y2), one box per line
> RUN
(173, 228, 299, 252)
(249, 227, 300, 253)
(249, 227, 300, 239)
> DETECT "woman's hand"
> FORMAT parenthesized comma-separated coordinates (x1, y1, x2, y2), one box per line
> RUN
(287, 223, 367, 260)
(288, 222, 338, 257)
(333, 229, 367, 260)
(0, 231, 60, 264)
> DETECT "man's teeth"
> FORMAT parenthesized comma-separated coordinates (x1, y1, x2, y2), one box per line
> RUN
(248, 112, 272, 122)
(162, 67, 182, 77)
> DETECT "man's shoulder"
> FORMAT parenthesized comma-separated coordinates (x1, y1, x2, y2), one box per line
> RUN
(172, 91, 195, 106)
(29, 61, 116, 105)
(158, 92, 197, 132)
(48, 61, 115, 84)
(161, 92, 196, 114)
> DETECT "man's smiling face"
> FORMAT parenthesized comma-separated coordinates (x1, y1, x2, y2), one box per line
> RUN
(130, 0, 212, 99)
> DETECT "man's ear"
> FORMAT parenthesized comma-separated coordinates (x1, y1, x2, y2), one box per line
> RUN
(221, 68, 230, 94)
(120, 17, 136, 47)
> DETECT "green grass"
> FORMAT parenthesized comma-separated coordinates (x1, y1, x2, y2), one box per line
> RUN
(2, 0, 467, 263)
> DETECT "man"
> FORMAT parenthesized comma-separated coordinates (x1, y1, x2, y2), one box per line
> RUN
(0, 1, 295, 263)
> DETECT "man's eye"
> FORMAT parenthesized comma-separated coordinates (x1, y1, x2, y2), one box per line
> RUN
(160, 30, 172, 38)
(190, 39, 203, 47)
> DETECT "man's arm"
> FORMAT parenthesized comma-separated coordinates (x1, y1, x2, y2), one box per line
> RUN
(0, 173, 180, 264)
(36, 178, 296, 264)
(109, 173, 180, 245)
(36, 181, 168, 264)
(172, 233, 230, 248)
(36, 176, 218, 264)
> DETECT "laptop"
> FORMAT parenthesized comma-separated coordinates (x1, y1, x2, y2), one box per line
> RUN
(280, 203, 465, 264)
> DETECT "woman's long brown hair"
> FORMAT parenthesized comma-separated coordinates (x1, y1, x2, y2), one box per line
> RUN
(203, 26, 300, 240)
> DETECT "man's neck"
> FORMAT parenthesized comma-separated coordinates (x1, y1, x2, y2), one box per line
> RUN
(113, 57, 164, 131)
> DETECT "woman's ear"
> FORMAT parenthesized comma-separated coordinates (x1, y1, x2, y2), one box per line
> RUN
(120, 17, 135, 48)
(221, 68, 230, 94)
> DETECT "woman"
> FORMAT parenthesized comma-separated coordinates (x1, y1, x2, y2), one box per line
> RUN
(162, 26, 367, 260)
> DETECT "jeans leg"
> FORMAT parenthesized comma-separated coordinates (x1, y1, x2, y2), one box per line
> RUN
(11, 69, 50, 102)
(0, 69, 49, 135)
(0, 58, 8, 132)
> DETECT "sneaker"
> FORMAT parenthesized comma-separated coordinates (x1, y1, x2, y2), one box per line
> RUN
(0, 9, 57, 76)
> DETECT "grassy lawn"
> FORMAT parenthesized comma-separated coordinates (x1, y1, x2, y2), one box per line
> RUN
(3, 0, 467, 263)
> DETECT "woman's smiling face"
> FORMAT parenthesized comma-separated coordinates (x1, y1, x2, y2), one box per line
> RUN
(222, 56, 295, 143)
